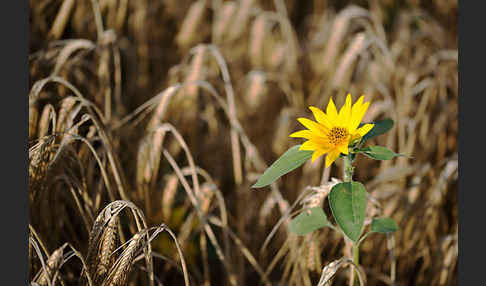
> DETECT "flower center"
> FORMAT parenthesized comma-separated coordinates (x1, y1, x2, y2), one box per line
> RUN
(328, 127, 349, 145)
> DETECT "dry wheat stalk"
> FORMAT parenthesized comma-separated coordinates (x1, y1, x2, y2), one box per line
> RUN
(176, 0, 207, 49)
(36, 244, 67, 286)
(249, 14, 267, 67)
(48, 0, 75, 40)
(29, 103, 39, 140)
(212, 1, 237, 43)
(95, 215, 120, 284)
(245, 70, 266, 112)
(101, 232, 145, 286)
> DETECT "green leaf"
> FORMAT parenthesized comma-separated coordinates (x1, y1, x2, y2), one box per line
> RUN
(289, 207, 331, 235)
(359, 118, 394, 145)
(370, 217, 398, 233)
(358, 145, 406, 160)
(252, 145, 313, 188)
(329, 182, 367, 242)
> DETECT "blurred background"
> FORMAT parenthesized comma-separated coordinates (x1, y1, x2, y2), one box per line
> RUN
(29, 0, 458, 285)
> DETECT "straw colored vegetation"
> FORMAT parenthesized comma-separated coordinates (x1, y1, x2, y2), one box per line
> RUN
(29, 0, 457, 285)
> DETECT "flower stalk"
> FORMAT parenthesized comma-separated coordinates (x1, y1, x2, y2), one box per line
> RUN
(343, 154, 354, 182)
(343, 154, 360, 285)
(352, 243, 360, 286)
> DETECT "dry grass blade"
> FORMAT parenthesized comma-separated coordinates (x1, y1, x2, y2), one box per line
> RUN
(176, 0, 208, 49)
(30, 237, 54, 286)
(29, 103, 39, 140)
(38, 104, 56, 138)
(321, 6, 369, 73)
(249, 15, 266, 67)
(208, 216, 271, 286)
(36, 244, 67, 286)
(332, 32, 370, 88)
(151, 225, 191, 286)
(48, 0, 75, 40)
(227, 0, 253, 42)
(52, 40, 95, 75)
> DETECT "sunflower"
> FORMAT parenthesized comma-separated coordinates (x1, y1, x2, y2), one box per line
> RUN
(290, 94, 374, 167)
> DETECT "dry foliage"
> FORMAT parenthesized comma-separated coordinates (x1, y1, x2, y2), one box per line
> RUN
(29, 0, 457, 285)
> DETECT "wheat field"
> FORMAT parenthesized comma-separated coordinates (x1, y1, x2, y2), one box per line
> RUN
(28, 0, 458, 285)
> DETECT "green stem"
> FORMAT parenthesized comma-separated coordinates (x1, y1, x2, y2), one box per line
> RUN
(353, 244, 360, 286)
(343, 155, 354, 182)
(343, 155, 360, 285)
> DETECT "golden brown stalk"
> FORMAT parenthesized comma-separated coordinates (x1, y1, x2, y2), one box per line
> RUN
(213, 1, 237, 43)
(162, 175, 179, 221)
(267, 42, 286, 70)
(438, 233, 457, 285)
(29, 137, 54, 195)
(102, 233, 145, 286)
(176, 0, 207, 49)
(273, 107, 297, 157)
(136, 126, 167, 213)
(36, 244, 66, 286)
(302, 178, 341, 209)
(258, 195, 276, 227)
(249, 15, 267, 68)
(56, 97, 78, 133)
(317, 258, 345, 286)
(183, 45, 206, 103)
(48, 0, 75, 40)
(105, 0, 117, 29)
(227, 0, 253, 41)
(245, 71, 267, 113)
(320, 14, 350, 73)
(85, 201, 152, 285)
(98, 45, 113, 121)
(115, 0, 128, 31)
(332, 32, 368, 88)
(29, 104, 39, 140)
(307, 237, 317, 271)
(38, 104, 56, 138)
(95, 216, 120, 284)
(199, 182, 214, 214)
(321, 7, 369, 74)
(177, 211, 196, 247)
(89, 0, 105, 41)
(52, 39, 95, 76)
(86, 201, 125, 280)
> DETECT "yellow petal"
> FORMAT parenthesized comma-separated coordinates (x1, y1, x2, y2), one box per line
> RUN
(297, 118, 328, 136)
(309, 106, 333, 128)
(338, 94, 352, 126)
(312, 137, 332, 147)
(349, 101, 370, 132)
(311, 148, 329, 162)
(325, 149, 341, 168)
(356, 123, 374, 137)
(326, 97, 338, 123)
(352, 96, 364, 114)
(300, 140, 319, 151)
(289, 130, 315, 139)
(338, 144, 349, 155)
